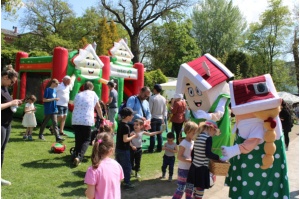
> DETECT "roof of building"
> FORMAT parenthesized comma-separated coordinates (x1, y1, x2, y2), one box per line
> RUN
(1, 28, 18, 37)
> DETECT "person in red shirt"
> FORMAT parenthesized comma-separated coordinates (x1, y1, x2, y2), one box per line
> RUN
(171, 93, 186, 145)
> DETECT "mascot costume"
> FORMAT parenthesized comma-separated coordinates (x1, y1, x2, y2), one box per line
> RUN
(221, 74, 289, 198)
(176, 54, 234, 156)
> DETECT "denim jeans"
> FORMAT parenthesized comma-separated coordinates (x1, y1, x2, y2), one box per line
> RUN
(173, 122, 184, 145)
(39, 114, 60, 138)
(164, 116, 169, 132)
(1, 124, 11, 168)
(149, 118, 163, 152)
(115, 148, 131, 184)
(162, 155, 175, 177)
(130, 147, 142, 172)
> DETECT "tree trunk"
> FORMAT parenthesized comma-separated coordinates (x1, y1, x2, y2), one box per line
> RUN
(292, 30, 299, 92)
(130, 34, 140, 63)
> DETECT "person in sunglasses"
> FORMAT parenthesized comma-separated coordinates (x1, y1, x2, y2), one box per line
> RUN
(1, 67, 23, 186)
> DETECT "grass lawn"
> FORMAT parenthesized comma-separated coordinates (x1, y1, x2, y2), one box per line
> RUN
(1, 119, 171, 199)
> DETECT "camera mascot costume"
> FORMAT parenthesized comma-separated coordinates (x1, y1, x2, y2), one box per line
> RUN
(221, 74, 290, 198)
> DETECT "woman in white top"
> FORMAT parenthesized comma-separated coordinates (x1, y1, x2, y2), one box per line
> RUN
(72, 81, 104, 166)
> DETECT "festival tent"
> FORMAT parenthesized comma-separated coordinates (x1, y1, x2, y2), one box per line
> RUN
(160, 80, 177, 100)
(278, 91, 299, 104)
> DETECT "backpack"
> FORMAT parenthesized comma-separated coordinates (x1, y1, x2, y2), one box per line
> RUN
(51, 143, 66, 153)
(118, 95, 138, 115)
(118, 101, 127, 115)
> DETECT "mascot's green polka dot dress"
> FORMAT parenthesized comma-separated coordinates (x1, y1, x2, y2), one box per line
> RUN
(225, 135, 290, 199)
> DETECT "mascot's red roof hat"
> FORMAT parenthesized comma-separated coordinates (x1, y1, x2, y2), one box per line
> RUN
(176, 53, 233, 93)
(229, 74, 281, 115)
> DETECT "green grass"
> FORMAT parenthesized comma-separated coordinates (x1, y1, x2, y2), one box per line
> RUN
(1, 119, 169, 199)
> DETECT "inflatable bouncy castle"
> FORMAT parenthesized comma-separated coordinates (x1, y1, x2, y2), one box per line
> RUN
(12, 40, 144, 127)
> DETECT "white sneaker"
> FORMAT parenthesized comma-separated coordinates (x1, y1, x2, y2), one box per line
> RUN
(1, 178, 11, 186)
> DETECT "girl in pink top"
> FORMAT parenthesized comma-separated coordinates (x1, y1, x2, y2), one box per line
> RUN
(84, 132, 124, 199)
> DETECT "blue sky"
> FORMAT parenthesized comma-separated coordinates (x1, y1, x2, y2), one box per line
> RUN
(1, 0, 98, 32)
(1, 0, 295, 33)
(1, 0, 295, 61)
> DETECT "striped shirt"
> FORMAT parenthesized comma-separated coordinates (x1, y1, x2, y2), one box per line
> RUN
(193, 132, 219, 167)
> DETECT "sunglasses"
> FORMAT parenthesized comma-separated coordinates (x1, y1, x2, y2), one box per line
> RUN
(8, 77, 16, 86)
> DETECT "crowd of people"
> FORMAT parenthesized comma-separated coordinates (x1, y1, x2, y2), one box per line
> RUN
(1, 66, 299, 199)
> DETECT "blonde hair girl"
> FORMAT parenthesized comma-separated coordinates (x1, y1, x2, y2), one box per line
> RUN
(172, 121, 198, 198)
(185, 120, 221, 199)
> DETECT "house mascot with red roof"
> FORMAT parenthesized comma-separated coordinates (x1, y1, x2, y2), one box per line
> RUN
(176, 54, 234, 156)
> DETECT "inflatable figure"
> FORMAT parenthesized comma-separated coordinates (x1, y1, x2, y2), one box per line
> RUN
(108, 39, 139, 106)
(14, 41, 144, 128)
(69, 44, 107, 103)
(221, 74, 289, 198)
(176, 54, 234, 156)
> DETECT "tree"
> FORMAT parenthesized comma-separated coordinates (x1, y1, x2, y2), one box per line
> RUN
(271, 60, 297, 92)
(149, 19, 200, 77)
(1, 0, 23, 19)
(19, 0, 76, 52)
(144, 69, 168, 88)
(245, 0, 292, 76)
(292, 2, 299, 91)
(100, 0, 191, 63)
(225, 50, 253, 78)
(191, 0, 246, 58)
(94, 18, 112, 55)
(93, 18, 120, 55)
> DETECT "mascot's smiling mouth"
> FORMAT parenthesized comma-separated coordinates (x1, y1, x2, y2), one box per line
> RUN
(194, 100, 202, 107)
(88, 70, 94, 74)
(122, 59, 127, 62)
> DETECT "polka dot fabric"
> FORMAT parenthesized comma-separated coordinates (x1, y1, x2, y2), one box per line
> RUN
(225, 135, 289, 198)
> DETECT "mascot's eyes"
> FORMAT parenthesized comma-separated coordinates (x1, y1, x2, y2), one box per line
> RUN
(87, 62, 90, 66)
(188, 87, 194, 97)
(195, 87, 202, 96)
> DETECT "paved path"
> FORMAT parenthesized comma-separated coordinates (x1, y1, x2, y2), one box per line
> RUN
(204, 124, 299, 199)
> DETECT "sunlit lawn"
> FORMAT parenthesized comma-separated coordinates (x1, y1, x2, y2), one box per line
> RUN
(1, 119, 168, 199)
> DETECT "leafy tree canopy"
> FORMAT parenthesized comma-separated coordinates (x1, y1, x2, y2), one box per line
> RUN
(149, 19, 200, 77)
(191, 0, 246, 58)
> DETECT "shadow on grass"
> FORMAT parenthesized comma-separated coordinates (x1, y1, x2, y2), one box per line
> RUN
(21, 154, 88, 169)
(60, 187, 86, 198)
(21, 157, 69, 169)
(121, 176, 175, 199)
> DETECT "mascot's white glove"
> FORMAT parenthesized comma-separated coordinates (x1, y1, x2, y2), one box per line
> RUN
(193, 110, 212, 120)
(220, 144, 241, 161)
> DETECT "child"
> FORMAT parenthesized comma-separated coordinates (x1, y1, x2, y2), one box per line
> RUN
(130, 119, 165, 178)
(172, 121, 198, 199)
(115, 107, 137, 190)
(39, 78, 64, 142)
(84, 132, 124, 199)
(185, 120, 221, 199)
(161, 132, 178, 182)
(94, 100, 108, 129)
(22, 95, 37, 141)
(91, 125, 113, 146)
